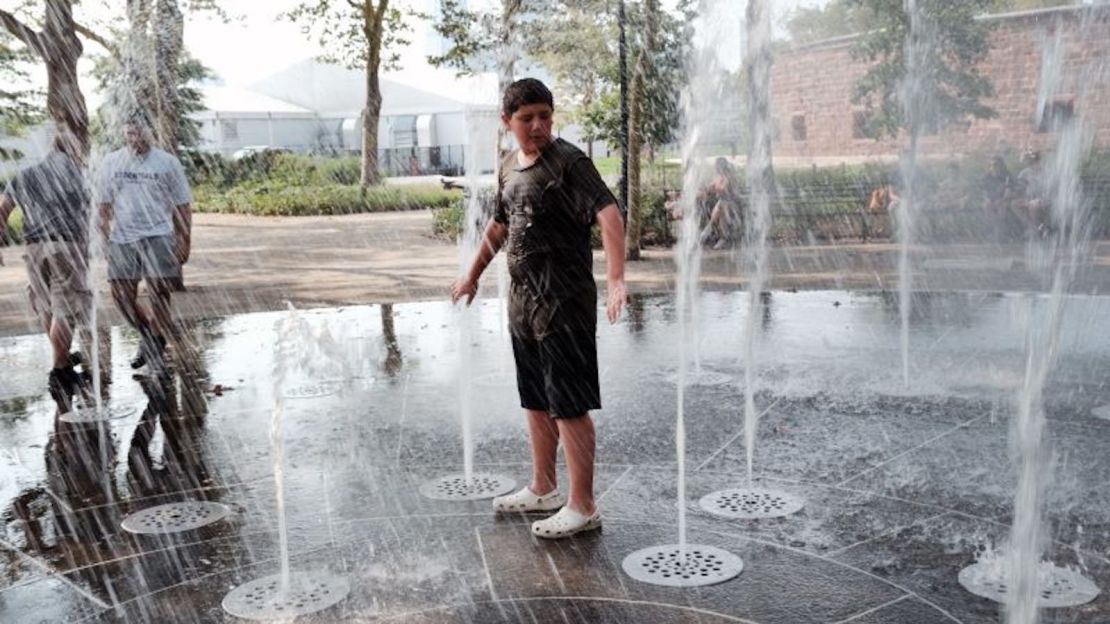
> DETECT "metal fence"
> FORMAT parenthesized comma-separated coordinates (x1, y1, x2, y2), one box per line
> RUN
(376, 145, 466, 177)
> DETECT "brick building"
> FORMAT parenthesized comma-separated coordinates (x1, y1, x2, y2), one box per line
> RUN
(771, 4, 1110, 164)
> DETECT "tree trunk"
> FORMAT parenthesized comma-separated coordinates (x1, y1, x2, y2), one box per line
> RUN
(0, 0, 92, 159)
(113, 0, 155, 136)
(362, 68, 383, 186)
(625, 52, 645, 262)
(153, 0, 183, 153)
(495, 0, 522, 162)
(360, 0, 388, 187)
(44, 0, 88, 159)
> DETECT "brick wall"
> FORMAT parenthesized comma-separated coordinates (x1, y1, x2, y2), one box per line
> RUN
(771, 6, 1110, 162)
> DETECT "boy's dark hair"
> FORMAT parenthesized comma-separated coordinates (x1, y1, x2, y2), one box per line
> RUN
(502, 78, 554, 117)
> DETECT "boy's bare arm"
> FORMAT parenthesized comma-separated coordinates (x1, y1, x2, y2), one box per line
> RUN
(596, 204, 627, 324)
(450, 220, 508, 305)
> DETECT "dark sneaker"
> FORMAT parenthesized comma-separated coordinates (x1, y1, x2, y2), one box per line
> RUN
(48, 366, 86, 407)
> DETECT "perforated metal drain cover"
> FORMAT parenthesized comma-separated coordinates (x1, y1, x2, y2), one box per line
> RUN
(1091, 404, 1110, 421)
(222, 571, 350, 620)
(622, 545, 743, 587)
(418, 473, 516, 501)
(283, 382, 339, 399)
(698, 487, 805, 519)
(58, 408, 110, 424)
(958, 561, 1101, 608)
(120, 501, 230, 534)
(667, 370, 734, 387)
(108, 405, 138, 419)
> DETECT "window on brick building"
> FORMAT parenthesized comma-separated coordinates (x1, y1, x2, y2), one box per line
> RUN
(791, 114, 807, 141)
(852, 111, 871, 139)
(1038, 99, 1075, 133)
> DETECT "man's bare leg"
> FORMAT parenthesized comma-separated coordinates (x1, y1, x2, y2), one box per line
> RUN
(557, 413, 596, 516)
(48, 317, 73, 369)
(111, 279, 149, 332)
(148, 279, 176, 340)
(527, 409, 559, 495)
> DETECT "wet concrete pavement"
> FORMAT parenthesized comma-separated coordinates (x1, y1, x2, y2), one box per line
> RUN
(2, 291, 1110, 622)
(5, 210, 1110, 338)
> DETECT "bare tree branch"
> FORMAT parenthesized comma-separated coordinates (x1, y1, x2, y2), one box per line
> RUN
(0, 8, 44, 57)
(74, 21, 119, 57)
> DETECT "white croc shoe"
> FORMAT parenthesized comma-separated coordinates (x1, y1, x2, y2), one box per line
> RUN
(531, 507, 602, 539)
(492, 487, 567, 514)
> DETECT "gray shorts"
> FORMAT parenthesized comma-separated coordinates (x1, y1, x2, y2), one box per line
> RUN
(108, 235, 180, 281)
(24, 241, 92, 327)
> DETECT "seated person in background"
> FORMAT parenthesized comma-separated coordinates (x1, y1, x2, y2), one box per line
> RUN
(1014, 150, 1050, 237)
(981, 156, 1014, 240)
(698, 157, 743, 250)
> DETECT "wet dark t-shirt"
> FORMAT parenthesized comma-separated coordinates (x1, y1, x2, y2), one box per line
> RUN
(494, 139, 617, 339)
(4, 152, 89, 244)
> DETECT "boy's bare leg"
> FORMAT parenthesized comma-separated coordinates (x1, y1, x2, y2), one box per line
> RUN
(526, 409, 559, 495)
(557, 413, 596, 516)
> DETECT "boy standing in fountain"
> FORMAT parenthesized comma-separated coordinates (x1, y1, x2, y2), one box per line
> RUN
(97, 117, 192, 371)
(451, 78, 627, 539)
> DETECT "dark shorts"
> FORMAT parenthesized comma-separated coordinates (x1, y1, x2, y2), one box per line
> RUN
(108, 235, 180, 281)
(511, 330, 601, 419)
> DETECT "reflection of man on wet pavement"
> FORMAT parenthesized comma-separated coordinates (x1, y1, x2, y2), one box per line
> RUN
(0, 130, 92, 408)
(97, 117, 192, 371)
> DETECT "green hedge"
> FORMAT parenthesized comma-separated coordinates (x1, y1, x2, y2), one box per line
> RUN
(182, 151, 363, 189)
(194, 183, 461, 216)
(432, 182, 675, 248)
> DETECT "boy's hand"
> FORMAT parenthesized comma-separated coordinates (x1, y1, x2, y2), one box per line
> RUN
(606, 279, 627, 324)
(450, 277, 478, 306)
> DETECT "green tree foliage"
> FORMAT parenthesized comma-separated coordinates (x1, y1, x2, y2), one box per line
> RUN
(284, 0, 413, 186)
(429, 0, 690, 153)
(577, 0, 691, 153)
(782, 0, 1081, 46)
(91, 51, 212, 148)
(0, 30, 44, 135)
(781, 1, 874, 45)
(850, 0, 998, 139)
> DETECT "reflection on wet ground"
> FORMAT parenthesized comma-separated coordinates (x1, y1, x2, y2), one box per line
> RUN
(2, 290, 1110, 623)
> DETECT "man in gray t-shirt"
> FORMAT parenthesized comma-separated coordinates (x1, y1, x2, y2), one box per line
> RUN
(0, 132, 93, 406)
(96, 119, 192, 369)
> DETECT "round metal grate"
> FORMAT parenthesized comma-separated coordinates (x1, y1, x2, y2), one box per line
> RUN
(120, 501, 231, 534)
(958, 561, 1101, 608)
(222, 571, 350, 620)
(622, 544, 743, 587)
(698, 487, 805, 520)
(107, 405, 139, 419)
(666, 369, 734, 387)
(283, 382, 340, 399)
(418, 473, 516, 501)
(58, 408, 110, 424)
